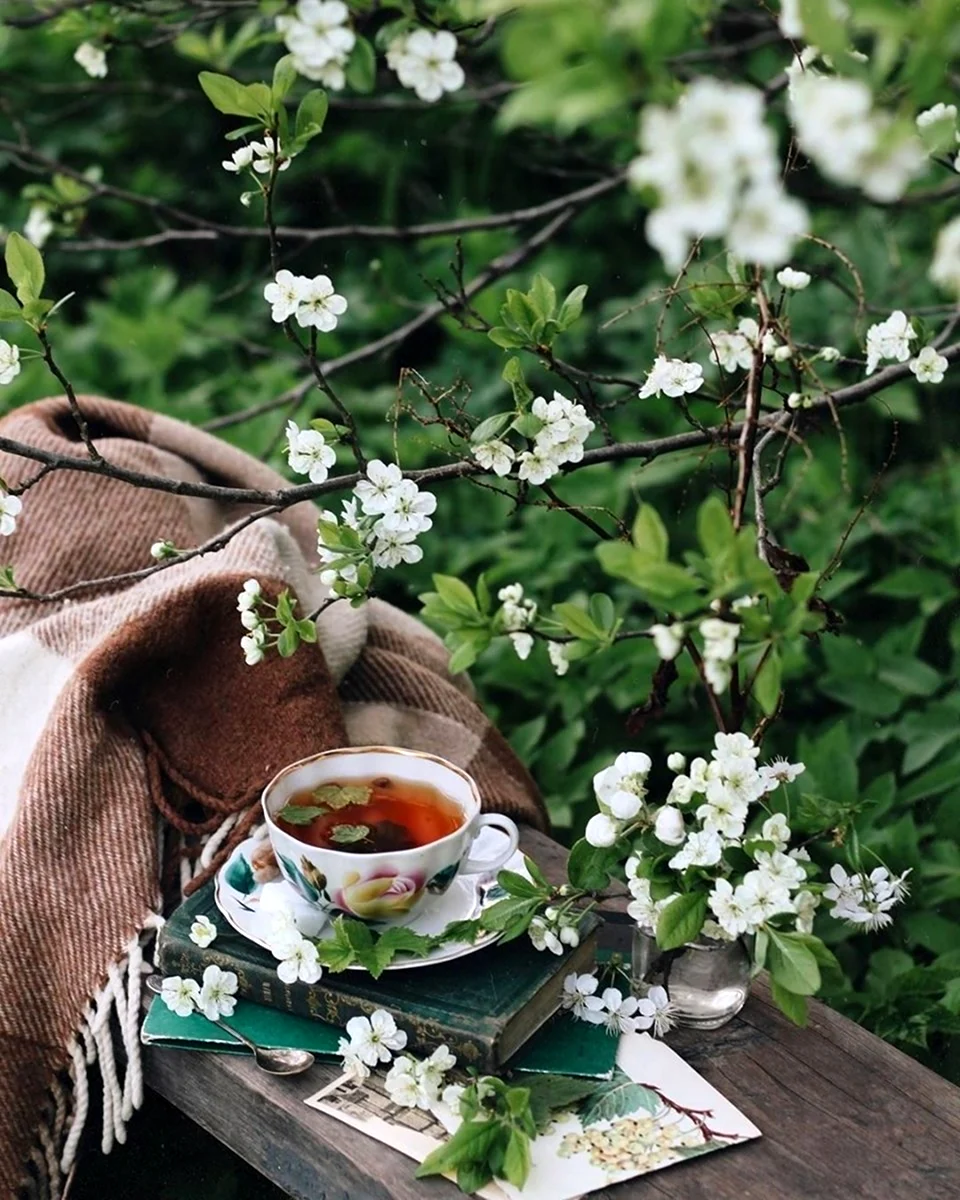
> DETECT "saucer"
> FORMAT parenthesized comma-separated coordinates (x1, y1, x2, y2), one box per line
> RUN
(214, 832, 524, 972)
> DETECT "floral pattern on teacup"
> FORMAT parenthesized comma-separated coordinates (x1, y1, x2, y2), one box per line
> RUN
(333, 868, 425, 921)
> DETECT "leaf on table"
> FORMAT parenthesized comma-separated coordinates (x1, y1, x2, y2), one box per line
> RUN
(579, 1067, 661, 1126)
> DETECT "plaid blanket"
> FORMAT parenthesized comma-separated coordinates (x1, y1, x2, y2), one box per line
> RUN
(0, 395, 544, 1199)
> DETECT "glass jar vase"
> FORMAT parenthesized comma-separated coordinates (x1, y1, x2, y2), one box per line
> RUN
(631, 925, 752, 1030)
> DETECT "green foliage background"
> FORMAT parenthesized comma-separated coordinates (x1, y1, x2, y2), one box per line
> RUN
(2, 0, 960, 1086)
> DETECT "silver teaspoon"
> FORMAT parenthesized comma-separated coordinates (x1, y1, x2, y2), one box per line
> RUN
(145, 974, 316, 1076)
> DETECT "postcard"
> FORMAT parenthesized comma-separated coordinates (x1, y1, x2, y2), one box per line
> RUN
(304, 1032, 761, 1199)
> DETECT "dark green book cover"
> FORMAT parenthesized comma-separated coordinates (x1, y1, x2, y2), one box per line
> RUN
(157, 882, 599, 1073)
(141, 995, 344, 1057)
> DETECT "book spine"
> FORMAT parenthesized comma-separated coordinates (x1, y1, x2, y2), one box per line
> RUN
(157, 934, 499, 1072)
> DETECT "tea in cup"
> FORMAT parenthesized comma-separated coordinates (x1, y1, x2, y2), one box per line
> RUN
(262, 746, 520, 926)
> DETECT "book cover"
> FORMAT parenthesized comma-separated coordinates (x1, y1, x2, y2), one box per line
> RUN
(140, 994, 344, 1057)
(157, 882, 600, 1073)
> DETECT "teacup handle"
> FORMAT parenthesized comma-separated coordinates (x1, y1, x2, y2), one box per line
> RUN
(459, 814, 520, 877)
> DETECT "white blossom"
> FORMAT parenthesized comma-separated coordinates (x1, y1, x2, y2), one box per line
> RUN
(371, 528, 423, 569)
(865, 311, 916, 375)
(250, 133, 291, 175)
(474, 439, 515, 476)
(528, 916, 563, 955)
(777, 266, 811, 290)
(593, 752, 652, 805)
(276, 936, 323, 984)
(653, 805, 687, 846)
(634, 985, 676, 1038)
(373, 480, 436, 536)
(584, 812, 619, 849)
(758, 758, 805, 792)
(160, 975, 201, 1018)
(638, 357, 704, 400)
(794, 889, 820, 935)
(930, 216, 960, 295)
(561, 972, 600, 1020)
(726, 182, 809, 267)
(711, 327, 754, 373)
(517, 446, 562, 485)
(223, 144, 256, 174)
(388, 30, 465, 103)
(667, 752, 686, 773)
(738, 868, 795, 926)
(824, 864, 910, 930)
(264, 269, 308, 323)
(295, 275, 348, 332)
(708, 878, 751, 939)
(24, 204, 54, 248)
(0, 340, 21, 386)
(241, 625, 267, 666)
(337, 1037, 370, 1080)
(277, 0, 355, 87)
(649, 622, 685, 661)
(917, 102, 957, 129)
(384, 1058, 421, 1107)
(909, 345, 948, 384)
(198, 964, 238, 1021)
(0, 492, 22, 537)
(74, 42, 107, 78)
(189, 915, 218, 948)
(354, 460, 405, 514)
(530, 391, 594, 466)
(669, 829, 723, 871)
(760, 812, 792, 852)
(583, 987, 640, 1036)
(286, 419, 337, 483)
(344, 1011, 407, 1067)
(509, 631, 534, 660)
(547, 641, 570, 676)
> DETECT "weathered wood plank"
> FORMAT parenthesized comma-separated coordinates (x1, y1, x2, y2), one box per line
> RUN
(144, 827, 960, 1199)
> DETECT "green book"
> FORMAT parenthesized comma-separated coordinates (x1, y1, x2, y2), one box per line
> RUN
(157, 882, 600, 1073)
(140, 994, 344, 1057)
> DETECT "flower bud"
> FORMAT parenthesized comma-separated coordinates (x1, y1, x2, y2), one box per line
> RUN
(653, 805, 687, 846)
(666, 752, 686, 773)
(559, 925, 580, 947)
(585, 813, 619, 848)
(544, 907, 559, 922)
(607, 789, 642, 821)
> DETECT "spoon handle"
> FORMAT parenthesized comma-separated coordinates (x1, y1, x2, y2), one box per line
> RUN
(212, 1015, 259, 1055)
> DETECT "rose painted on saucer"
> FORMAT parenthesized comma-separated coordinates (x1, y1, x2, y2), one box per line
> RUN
(332, 868, 425, 921)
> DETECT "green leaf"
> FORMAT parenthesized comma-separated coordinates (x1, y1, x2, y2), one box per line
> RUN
(312, 783, 370, 809)
(515, 1074, 601, 1131)
(276, 624, 298, 657)
(767, 928, 821, 996)
(631, 503, 669, 562)
(5, 232, 44, 304)
(330, 823, 370, 845)
(502, 355, 534, 405)
(272, 54, 298, 103)
(275, 803, 327, 824)
(479, 896, 540, 932)
(503, 1128, 531, 1189)
(488, 325, 527, 349)
(432, 574, 480, 617)
(447, 638, 481, 675)
(752, 647, 782, 715)
(556, 283, 588, 330)
(497, 870, 544, 899)
(588, 593, 616, 633)
(656, 893, 707, 950)
(295, 88, 329, 141)
(566, 838, 616, 890)
(416, 1120, 501, 1178)
(471, 412, 513, 445)
(697, 494, 735, 557)
(552, 602, 603, 641)
(528, 274, 557, 321)
(345, 36, 377, 93)
(198, 71, 266, 118)
(579, 1067, 661, 1126)
(770, 979, 809, 1025)
(799, 0, 848, 56)
(0, 287, 21, 319)
(314, 918, 356, 971)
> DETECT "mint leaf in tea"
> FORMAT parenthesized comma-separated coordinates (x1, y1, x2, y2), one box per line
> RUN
(274, 775, 463, 853)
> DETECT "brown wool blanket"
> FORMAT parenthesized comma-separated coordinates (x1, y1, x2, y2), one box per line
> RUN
(0, 395, 545, 1199)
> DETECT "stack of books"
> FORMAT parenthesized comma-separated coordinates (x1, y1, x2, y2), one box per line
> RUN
(145, 881, 610, 1075)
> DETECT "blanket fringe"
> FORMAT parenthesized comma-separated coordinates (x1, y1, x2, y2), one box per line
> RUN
(22, 912, 167, 1200)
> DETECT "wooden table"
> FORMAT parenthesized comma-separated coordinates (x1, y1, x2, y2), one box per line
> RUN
(144, 829, 960, 1200)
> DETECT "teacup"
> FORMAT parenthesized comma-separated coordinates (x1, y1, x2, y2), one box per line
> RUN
(261, 746, 520, 927)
